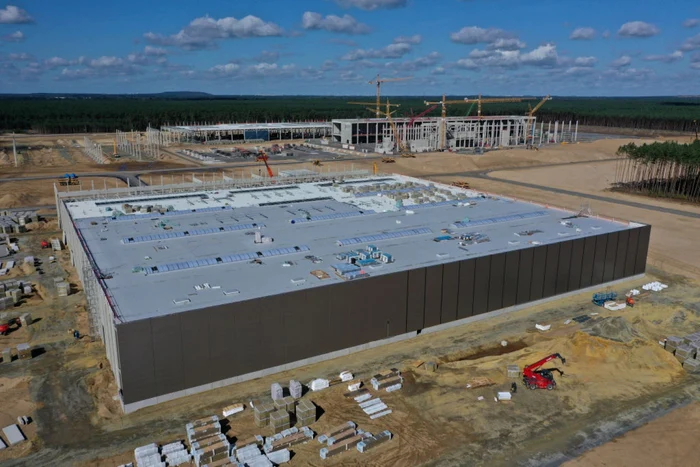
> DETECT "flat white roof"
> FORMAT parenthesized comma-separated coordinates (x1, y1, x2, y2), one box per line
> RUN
(65, 175, 633, 323)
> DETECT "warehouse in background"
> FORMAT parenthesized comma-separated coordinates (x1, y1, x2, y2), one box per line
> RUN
(55, 171, 650, 413)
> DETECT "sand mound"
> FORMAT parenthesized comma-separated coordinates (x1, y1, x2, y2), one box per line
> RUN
(582, 317, 643, 343)
(86, 368, 122, 423)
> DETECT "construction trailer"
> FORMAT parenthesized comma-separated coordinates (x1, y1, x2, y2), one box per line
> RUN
(56, 172, 650, 413)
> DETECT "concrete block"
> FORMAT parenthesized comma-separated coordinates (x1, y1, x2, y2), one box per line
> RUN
(16, 343, 31, 360)
(2, 348, 11, 363)
(289, 380, 302, 399)
(675, 344, 696, 360)
(683, 358, 700, 373)
(507, 365, 520, 378)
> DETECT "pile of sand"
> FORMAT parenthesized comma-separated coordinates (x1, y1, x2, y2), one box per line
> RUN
(85, 368, 121, 423)
(582, 317, 644, 343)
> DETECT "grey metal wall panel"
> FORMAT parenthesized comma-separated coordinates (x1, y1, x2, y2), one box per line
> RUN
(543, 243, 560, 298)
(516, 247, 533, 304)
(256, 298, 286, 372)
(406, 268, 426, 331)
(151, 315, 186, 396)
(625, 228, 640, 277)
(580, 236, 596, 288)
(457, 259, 475, 319)
(441, 262, 459, 324)
(285, 289, 327, 363)
(232, 301, 263, 377)
(179, 309, 211, 390)
(614, 230, 629, 280)
(333, 280, 366, 348)
(603, 232, 619, 283)
(424, 265, 443, 327)
(530, 246, 547, 301)
(209, 305, 240, 381)
(487, 253, 506, 312)
(591, 234, 608, 285)
(568, 239, 585, 291)
(556, 241, 572, 294)
(118, 320, 156, 405)
(635, 225, 651, 274)
(473, 256, 490, 315)
(374, 272, 408, 337)
(502, 251, 519, 308)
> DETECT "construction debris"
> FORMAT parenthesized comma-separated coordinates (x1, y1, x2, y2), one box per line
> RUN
(465, 377, 496, 389)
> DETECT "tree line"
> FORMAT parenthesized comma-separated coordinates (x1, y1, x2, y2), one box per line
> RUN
(614, 140, 700, 203)
(0, 96, 698, 134)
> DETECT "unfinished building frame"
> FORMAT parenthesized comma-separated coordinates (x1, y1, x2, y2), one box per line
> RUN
(160, 122, 333, 144)
(55, 173, 649, 413)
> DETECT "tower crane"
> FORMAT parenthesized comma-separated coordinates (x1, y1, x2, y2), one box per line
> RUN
(409, 104, 438, 126)
(368, 74, 412, 118)
(367, 99, 414, 158)
(463, 94, 536, 118)
(525, 95, 552, 148)
(423, 94, 473, 150)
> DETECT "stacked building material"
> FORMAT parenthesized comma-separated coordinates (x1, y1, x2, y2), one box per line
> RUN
(1, 348, 11, 364)
(370, 370, 403, 391)
(270, 409, 291, 433)
(271, 383, 283, 401)
(186, 415, 230, 467)
(235, 443, 273, 466)
(191, 434, 228, 452)
(133, 443, 163, 467)
(674, 344, 696, 363)
(222, 403, 244, 418)
(19, 313, 32, 327)
(666, 334, 700, 372)
(357, 430, 393, 453)
(282, 396, 296, 412)
(319, 432, 371, 459)
(235, 435, 264, 449)
(192, 439, 230, 467)
(263, 427, 314, 452)
(5, 288, 21, 304)
(265, 448, 291, 464)
(56, 281, 70, 297)
(317, 421, 356, 444)
(289, 380, 302, 399)
(162, 441, 190, 466)
(295, 399, 316, 426)
(0, 296, 13, 311)
(254, 400, 276, 428)
(2, 424, 25, 445)
(16, 343, 32, 360)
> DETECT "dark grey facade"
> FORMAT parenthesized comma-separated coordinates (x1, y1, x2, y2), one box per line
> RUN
(116, 225, 650, 406)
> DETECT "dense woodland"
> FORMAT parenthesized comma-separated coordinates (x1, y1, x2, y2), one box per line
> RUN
(0, 95, 698, 134)
(614, 140, 700, 203)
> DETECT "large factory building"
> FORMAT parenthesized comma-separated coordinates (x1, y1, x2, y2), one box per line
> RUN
(56, 172, 649, 412)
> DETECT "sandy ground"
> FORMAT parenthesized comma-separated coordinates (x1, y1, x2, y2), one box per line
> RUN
(564, 402, 700, 467)
(0, 178, 127, 207)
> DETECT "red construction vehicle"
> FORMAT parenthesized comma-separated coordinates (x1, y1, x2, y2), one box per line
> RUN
(256, 151, 274, 178)
(41, 240, 50, 249)
(0, 318, 21, 336)
(522, 353, 566, 390)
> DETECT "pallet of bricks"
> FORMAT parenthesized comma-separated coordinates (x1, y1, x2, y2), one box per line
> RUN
(186, 415, 230, 467)
(370, 369, 403, 393)
(318, 421, 394, 459)
(235, 427, 311, 467)
(132, 443, 165, 467)
(666, 333, 700, 373)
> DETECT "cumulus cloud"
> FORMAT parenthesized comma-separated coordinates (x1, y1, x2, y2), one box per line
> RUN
(680, 34, 700, 51)
(385, 52, 441, 71)
(683, 19, 699, 28)
(0, 5, 33, 24)
(144, 46, 167, 57)
(485, 38, 526, 51)
(570, 27, 596, 40)
(618, 21, 660, 38)
(603, 67, 654, 81)
(431, 66, 446, 75)
(393, 34, 421, 44)
(611, 55, 632, 67)
(456, 43, 560, 70)
(206, 62, 296, 79)
(145, 15, 284, 50)
(334, 0, 407, 10)
(573, 56, 598, 66)
(209, 63, 240, 76)
(7, 52, 32, 61)
(450, 26, 513, 44)
(1, 30, 24, 42)
(43, 57, 71, 69)
(342, 42, 412, 60)
(302, 12, 370, 35)
(644, 51, 683, 63)
(691, 52, 700, 69)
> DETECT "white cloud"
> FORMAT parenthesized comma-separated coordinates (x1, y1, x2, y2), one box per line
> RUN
(603, 67, 654, 81)
(145, 15, 284, 50)
(611, 55, 632, 67)
(302, 12, 370, 35)
(144, 46, 167, 57)
(573, 56, 598, 67)
(618, 21, 660, 38)
(570, 27, 596, 40)
(339, 70, 364, 81)
(206, 62, 296, 79)
(334, 0, 408, 10)
(485, 38, 526, 51)
(563, 66, 597, 76)
(602, 30, 611, 39)
(8, 52, 32, 61)
(342, 42, 412, 60)
(644, 51, 683, 63)
(393, 34, 421, 44)
(683, 19, 699, 28)
(43, 57, 71, 69)
(385, 52, 441, 71)
(90, 56, 125, 68)
(1, 30, 24, 42)
(431, 66, 446, 75)
(680, 34, 700, 51)
(450, 26, 513, 44)
(0, 5, 33, 24)
(456, 43, 561, 70)
(520, 43, 559, 66)
(209, 63, 240, 76)
(57, 68, 95, 80)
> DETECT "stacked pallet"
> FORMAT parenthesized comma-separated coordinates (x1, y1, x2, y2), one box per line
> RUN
(295, 399, 317, 426)
(263, 426, 314, 453)
(186, 415, 230, 467)
(235, 435, 264, 450)
(666, 334, 700, 372)
(254, 400, 276, 428)
(357, 430, 393, 453)
(320, 430, 371, 459)
(162, 441, 189, 466)
(274, 396, 296, 413)
(134, 443, 164, 467)
(317, 421, 356, 444)
(270, 409, 291, 433)
(370, 370, 403, 392)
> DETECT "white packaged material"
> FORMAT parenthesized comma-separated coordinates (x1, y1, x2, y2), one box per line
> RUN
(385, 383, 402, 393)
(266, 448, 291, 464)
(497, 392, 512, 401)
(642, 281, 668, 292)
(339, 371, 353, 382)
(369, 409, 392, 419)
(2, 425, 25, 445)
(0, 437, 5, 449)
(354, 393, 372, 403)
(359, 398, 382, 409)
(348, 382, 362, 391)
(310, 378, 329, 391)
(134, 443, 159, 457)
(535, 324, 551, 332)
(223, 403, 244, 417)
(364, 403, 388, 415)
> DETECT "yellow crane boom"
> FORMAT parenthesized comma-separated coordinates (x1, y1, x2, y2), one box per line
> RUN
(366, 99, 413, 157)
(463, 95, 537, 117)
(525, 95, 552, 147)
(368, 74, 412, 117)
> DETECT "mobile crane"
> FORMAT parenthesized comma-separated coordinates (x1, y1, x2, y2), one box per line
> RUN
(256, 150, 274, 178)
(522, 353, 566, 390)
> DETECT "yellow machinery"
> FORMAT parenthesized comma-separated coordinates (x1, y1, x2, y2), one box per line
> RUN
(524, 95, 552, 148)
(423, 94, 473, 150)
(367, 74, 412, 117)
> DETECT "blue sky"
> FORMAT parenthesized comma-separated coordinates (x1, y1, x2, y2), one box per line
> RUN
(1, 0, 699, 95)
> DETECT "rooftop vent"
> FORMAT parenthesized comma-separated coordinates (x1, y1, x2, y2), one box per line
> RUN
(173, 298, 191, 305)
